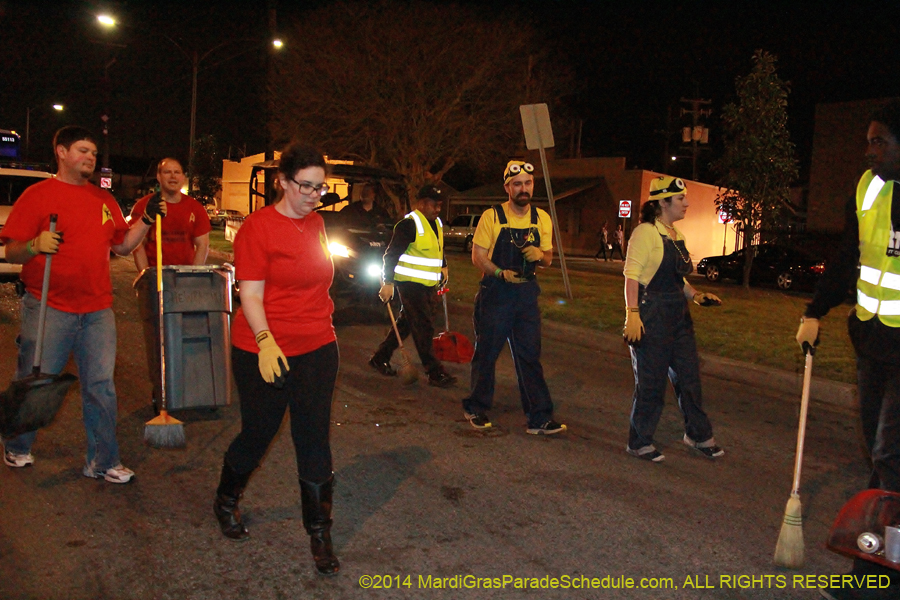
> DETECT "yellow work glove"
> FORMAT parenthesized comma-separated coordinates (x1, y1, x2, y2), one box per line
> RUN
(795, 317, 819, 353)
(378, 283, 395, 303)
(623, 308, 644, 343)
(29, 230, 62, 255)
(693, 292, 722, 307)
(256, 330, 289, 388)
(499, 269, 527, 284)
(522, 245, 544, 263)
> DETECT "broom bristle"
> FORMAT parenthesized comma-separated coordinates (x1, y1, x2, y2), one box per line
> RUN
(773, 494, 804, 568)
(398, 351, 419, 385)
(144, 411, 186, 448)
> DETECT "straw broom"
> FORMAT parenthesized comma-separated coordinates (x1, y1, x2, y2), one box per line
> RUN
(144, 215, 186, 448)
(774, 347, 815, 568)
(386, 302, 419, 385)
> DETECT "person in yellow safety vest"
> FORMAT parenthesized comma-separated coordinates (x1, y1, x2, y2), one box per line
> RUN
(797, 100, 900, 600)
(368, 184, 456, 388)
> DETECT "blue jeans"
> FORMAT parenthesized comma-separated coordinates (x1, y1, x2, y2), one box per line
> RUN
(4, 293, 122, 471)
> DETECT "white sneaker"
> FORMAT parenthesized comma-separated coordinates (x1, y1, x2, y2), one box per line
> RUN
(4, 450, 34, 468)
(83, 463, 135, 484)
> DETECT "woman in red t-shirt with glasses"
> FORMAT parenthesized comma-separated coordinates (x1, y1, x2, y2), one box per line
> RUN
(213, 142, 340, 576)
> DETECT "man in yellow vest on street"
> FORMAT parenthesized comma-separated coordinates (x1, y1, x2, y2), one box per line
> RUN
(369, 184, 456, 388)
(797, 100, 900, 600)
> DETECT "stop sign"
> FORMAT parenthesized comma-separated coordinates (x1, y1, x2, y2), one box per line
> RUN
(619, 200, 632, 218)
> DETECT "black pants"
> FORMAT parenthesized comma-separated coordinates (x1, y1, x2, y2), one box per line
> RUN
(225, 341, 339, 483)
(462, 278, 553, 427)
(374, 281, 440, 374)
(594, 242, 609, 260)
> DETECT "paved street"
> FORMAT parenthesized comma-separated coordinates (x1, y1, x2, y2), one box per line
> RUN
(0, 255, 874, 600)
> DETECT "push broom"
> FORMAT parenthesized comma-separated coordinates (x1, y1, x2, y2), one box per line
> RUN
(386, 302, 418, 385)
(144, 215, 186, 448)
(774, 344, 815, 568)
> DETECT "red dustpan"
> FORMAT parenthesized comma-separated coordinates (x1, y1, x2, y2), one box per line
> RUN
(432, 287, 473, 363)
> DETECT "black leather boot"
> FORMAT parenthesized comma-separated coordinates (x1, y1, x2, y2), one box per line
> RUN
(213, 462, 252, 542)
(299, 475, 340, 575)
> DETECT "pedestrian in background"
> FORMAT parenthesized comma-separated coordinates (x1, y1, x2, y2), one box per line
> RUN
(1, 126, 163, 483)
(796, 100, 900, 600)
(611, 224, 625, 260)
(213, 142, 340, 576)
(461, 160, 566, 435)
(594, 221, 610, 261)
(623, 176, 723, 462)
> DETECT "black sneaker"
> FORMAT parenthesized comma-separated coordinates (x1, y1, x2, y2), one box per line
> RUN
(626, 444, 665, 462)
(368, 356, 397, 377)
(526, 420, 567, 435)
(683, 434, 725, 458)
(428, 371, 457, 388)
(464, 411, 492, 430)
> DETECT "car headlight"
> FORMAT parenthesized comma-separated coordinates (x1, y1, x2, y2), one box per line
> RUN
(366, 263, 383, 278)
(328, 242, 351, 258)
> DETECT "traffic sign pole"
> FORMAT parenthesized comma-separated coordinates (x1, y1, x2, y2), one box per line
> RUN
(520, 104, 572, 299)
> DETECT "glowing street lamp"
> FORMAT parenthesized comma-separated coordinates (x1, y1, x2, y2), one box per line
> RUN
(25, 103, 64, 162)
(97, 15, 116, 27)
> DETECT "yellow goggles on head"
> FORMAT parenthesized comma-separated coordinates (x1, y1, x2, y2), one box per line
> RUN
(648, 176, 686, 200)
(504, 161, 534, 183)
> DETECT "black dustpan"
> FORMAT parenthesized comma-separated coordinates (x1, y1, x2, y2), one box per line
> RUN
(0, 214, 78, 438)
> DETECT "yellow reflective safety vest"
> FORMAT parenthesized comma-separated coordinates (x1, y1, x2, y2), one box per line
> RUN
(393, 210, 444, 287)
(855, 169, 900, 325)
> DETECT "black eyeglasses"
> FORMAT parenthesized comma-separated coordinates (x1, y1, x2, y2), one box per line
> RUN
(291, 178, 330, 197)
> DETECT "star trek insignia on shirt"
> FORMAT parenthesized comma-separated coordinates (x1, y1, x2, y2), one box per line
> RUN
(319, 231, 329, 257)
(189, 213, 195, 223)
(102, 205, 114, 226)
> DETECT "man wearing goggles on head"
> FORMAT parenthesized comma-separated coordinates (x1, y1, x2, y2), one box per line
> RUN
(460, 160, 567, 435)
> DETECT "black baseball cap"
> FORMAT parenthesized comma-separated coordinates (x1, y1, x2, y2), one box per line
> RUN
(417, 184, 443, 201)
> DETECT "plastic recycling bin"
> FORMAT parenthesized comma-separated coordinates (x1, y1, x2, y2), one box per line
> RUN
(134, 265, 234, 412)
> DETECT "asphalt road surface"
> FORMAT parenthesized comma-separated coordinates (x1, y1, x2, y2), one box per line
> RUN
(0, 255, 876, 600)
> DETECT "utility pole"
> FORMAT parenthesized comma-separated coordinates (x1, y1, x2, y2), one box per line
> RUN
(679, 96, 712, 181)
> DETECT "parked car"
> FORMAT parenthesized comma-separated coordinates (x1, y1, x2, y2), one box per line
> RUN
(206, 206, 225, 227)
(0, 163, 53, 282)
(444, 213, 480, 252)
(696, 243, 826, 291)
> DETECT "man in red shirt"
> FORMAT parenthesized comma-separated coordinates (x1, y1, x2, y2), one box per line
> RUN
(128, 157, 212, 409)
(0, 126, 164, 483)
(129, 158, 211, 270)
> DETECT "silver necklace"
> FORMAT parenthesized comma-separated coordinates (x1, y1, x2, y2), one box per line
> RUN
(286, 213, 306, 235)
(658, 220, 690, 263)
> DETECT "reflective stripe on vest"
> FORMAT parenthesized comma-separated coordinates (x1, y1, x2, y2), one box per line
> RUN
(393, 210, 444, 286)
(855, 170, 900, 326)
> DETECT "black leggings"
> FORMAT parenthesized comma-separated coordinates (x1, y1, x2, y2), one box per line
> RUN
(225, 341, 339, 483)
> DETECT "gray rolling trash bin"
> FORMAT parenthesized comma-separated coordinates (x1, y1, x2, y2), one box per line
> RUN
(134, 265, 234, 412)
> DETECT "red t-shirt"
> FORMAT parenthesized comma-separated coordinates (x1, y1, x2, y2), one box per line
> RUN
(129, 193, 212, 266)
(231, 206, 336, 356)
(0, 178, 128, 313)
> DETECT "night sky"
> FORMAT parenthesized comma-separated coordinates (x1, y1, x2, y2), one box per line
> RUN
(2, 0, 898, 188)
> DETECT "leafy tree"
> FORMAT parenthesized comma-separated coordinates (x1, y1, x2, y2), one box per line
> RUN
(269, 0, 567, 215)
(712, 50, 798, 288)
(190, 134, 222, 206)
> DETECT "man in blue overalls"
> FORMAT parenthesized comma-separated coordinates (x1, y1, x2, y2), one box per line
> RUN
(461, 161, 566, 435)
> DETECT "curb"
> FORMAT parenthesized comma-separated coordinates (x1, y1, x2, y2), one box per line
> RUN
(445, 301, 857, 410)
